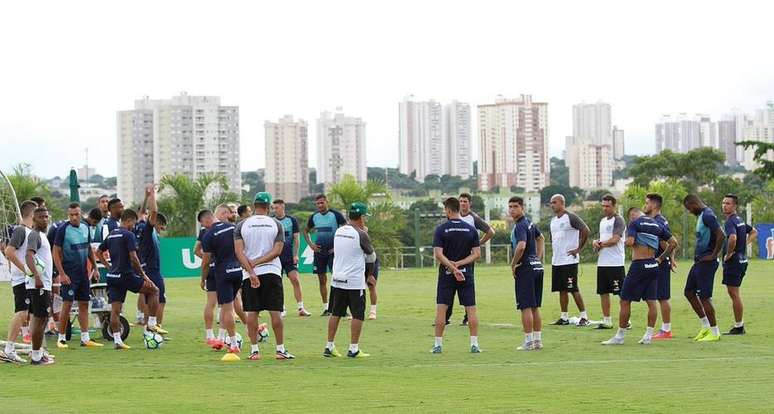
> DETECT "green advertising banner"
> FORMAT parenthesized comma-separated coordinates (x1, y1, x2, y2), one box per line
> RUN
(159, 236, 314, 277)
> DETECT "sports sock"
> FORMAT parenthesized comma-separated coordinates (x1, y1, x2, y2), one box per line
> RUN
(560, 312, 569, 321)
(322, 303, 329, 311)
(251, 344, 260, 353)
(734, 320, 744, 328)
(218, 328, 226, 341)
(370, 305, 377, 313)
(434, 337, 443, 347)
(602, 316, 611, 325)
(525, 332, 533, 343)
(113, 332, 123, 345)
(21, 326, 29, 336)
(136, 311, 144, 320)
(710, 326, 720, 336)
(349, 343, 359, 353)
(230, 336, 239, 348)
(326, 341, 335, 350)
(700, 317, 710, 328)
(81, 331, 90, 343)
(276, 344, 285, 353)
(534, 331, 542, 341)
(297, 301, 304, 310)
(4, 342, 13, 354)
(206, 329, 214, 339)
(147, 316, 157, 328)
(31, 349, 43, 361)
(615, 328, 626, 339)
(662, 323, 671, 332)
(579, 310, 588, 319)
(470, 336, 479, 347)
(58, 333, 66, 342)
(644, 327, 654, 339)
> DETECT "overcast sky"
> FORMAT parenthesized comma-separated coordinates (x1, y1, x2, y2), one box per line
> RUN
(1, 0, 773, 179)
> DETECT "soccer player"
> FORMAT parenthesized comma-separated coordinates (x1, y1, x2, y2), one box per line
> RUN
(96, 209, 161, 350)
(509, 196, 546, 351)
(602, 207, 677, 345)
(30, 196, 46, 210)
(721, 194, 757, 335)
(200, 206, 242, 355)
(226, 203, 239, 224)
(273, 199, 311, 317)
(98, 194, 110, 218)
(303, 194, 346, 316)
(135, 185, 168, 334)
(235, 192, 294, 360)
(54, 203, 102, 348)
(644, 193, 677, 340)
(683, 194, 725, 342)
(237, 205, 252, 221)
(1, 200, 37, 363)
(592, 195, 626, 329)
(548, 194, 591, 326)
(366, 256, 379, 320)
(431, 197, 482, 354)
(446, 193, 495, 326)
(105, 198, 124, 232)
(196, 209, 219, 344)
(25, 207, 55, 365)
(324, 202, 377, 358)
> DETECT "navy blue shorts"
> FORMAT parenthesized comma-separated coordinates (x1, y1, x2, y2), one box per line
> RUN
(313, 253, 334, 275)
(656, 261, 671, 300)
(215, 262, 243, 305)
(722, 256, 748, 287)
(61, 274, 90, 302)
(436, 268, 475, 307)
(146, 269, 166, 304)
(620, 259, 659, 302)
(369, 258, 380, 283)
(280, 255, 298, 275)
(106, 272, 144, 304)
(685, 260, 719, 299)
(515, 261, 544, 310)
(206, 263, 216, 292)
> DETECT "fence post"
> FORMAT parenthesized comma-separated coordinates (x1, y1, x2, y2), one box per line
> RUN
(414, 210, 421, 267)
(484, 203, 492, 264)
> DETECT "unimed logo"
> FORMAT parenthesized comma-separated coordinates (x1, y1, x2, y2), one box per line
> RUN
(182, 247, 202, 269)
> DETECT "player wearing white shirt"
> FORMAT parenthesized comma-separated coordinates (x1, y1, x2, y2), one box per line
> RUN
(592, 195, 626, 329)
(548, 194, 591, 326)
(26, 208, 55, 365)
(323, 202, 376, 359)
(234, 192, 294, 361)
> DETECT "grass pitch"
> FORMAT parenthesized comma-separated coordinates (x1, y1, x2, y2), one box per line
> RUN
(1, 261, 773, 413)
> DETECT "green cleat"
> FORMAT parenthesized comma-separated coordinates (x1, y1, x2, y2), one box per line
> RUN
(697, 332, 720, 342)
(693, 328, 711, 341)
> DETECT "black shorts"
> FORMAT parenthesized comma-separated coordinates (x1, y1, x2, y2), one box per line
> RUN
(61, 275, 90, 302)
(515, 261, 544, 310)
(596, 266, 625, 295)
(106, 272, 144, 304)
(685, 260, 719, 299)
(313, 253, 334, 275)
(280, 255, 298, 275)
(436, 268, 476, 307)
(27, 289, 51, 318)
(215, 262, 243, 305)
(241, 274, 283, 312)
(551, 264, 579, 292)
(722, 256, 748, 287)
(656, 261, 671, 300)
(146, 269, 166, 304)
(206, 263, 216, 292)
(620, 259, 659, 302)
(13, 284, 28, 313)
(330, 287, 366, 320)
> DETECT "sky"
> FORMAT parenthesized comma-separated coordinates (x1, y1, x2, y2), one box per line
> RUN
(1, 0, 773, 179)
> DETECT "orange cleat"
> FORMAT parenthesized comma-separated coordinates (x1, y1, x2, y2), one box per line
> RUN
(652, 330, 673, 340)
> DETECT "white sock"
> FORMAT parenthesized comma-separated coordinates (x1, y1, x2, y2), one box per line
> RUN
(136, 311, 144, 320)
(21, 326, 29, 336)
(579, 310, 588, 319)
(323, 303, 329, 311)
(662, 323, 671, 332)
(147, 316, 157, 328)
(710, 326, 720, 336)
(644, 327, 654, 339)
(297, 301, 304, 310)
(349, 343, 359, 353)
(113, 332, 123, 345)
(700, 317, 710, 328)
(560, 312, 569, 320)
(206, 329, 214, 339)
(734, 320, 744, 328)
(81, 331, 90, 343)
(326, 341, 335, 350)
(603, 316, 611, 325)
(370, 305, 377, 313)
(534, 331, 542, 341)
(58, 334, 66, 342)
(230, 336, 239, 348)
(4, 342, 13, 354)
(218, 328, 226, 340)
(251, 344, 260, 353)
(525, 332, 533, 342)
(470, 336, 479, 347)
(434, 337, 443, 347)
(31, 349, 43, 361)
(276, 344, 285, 353)
(615, 328, 626, 339)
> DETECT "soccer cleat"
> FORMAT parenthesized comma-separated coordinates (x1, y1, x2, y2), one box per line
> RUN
(601, 336, 625, 345)
(697, 333, 720, 342)
(30, 355, 55, 366)
(227, 346, 241, 354)
(461, 316, 469, 326)
(551, 318, 570, 326)
(81, 340, 104, 348)
(57, 340, 68, 349)
(275, 350, 295, 360)
(347, 350, 370, 358)
(693, 328, 711, 341)
(321, 310, 332, 317)
(638, 336, 652, 345)
(298, 308, 311, 317)
(368, 312, 377, 320)
(533, 340, 544, 350)
(596, 323, 613, 330)
(470, 345, 481, 353)
(517, 341, 534, 351)
(577, 318, 590, 327)
(652, 330, 673, 340)
(0, 350, 27, 364)
(23, 334, 32, 344)
(206, 338, 218, 346)
(323, 347, 342, 358)
(247, 351, 262, 360)
(626, 321, 633, 330)
(211, 340, 225, 351)
(728, 326, 746, 335)
(114, 343, 131, 350)
(257, 323, 270, 342)
(150, 325, 169, 335)
(430, 346, 442, 354)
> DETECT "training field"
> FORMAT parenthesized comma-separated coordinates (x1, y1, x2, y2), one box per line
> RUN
(1, 261, 772, 413)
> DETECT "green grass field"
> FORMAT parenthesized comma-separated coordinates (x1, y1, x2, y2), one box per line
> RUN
(1, 261, 773, 413)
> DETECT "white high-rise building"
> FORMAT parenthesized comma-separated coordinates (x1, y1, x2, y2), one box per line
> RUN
(398, 96, 471, 180)
(117, 93, 240, 206)
(718, 114, 739, 166)
(316, 109, 367, 186)
(567, 138, 613, 190)
(742, 101, 774, 171)
(612, 126, 625, 160)
(478, 95, 549, 192)
(655, 114, 704, 153)
(265, 116, 309, 203)
(573, 102, 612, 146)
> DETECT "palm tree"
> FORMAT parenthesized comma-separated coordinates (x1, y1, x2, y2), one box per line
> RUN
(158, 173, 234, 236)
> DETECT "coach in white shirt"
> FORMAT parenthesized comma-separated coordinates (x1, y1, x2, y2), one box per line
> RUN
(592, 195, 626, 329)
(324, 202, 376, 359)
(549, 194, 591, 326)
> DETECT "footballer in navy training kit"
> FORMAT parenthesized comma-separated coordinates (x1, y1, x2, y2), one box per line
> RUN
(644, 193, 678, 340)
(273, 199, 311, 317)
(721, 194, 758, 335)
(134, 184, 169, 335)
(683, 194, 725, 342)
(509, 196, 546, 351)
(602, 207, 677, 346)
(431, 197, 482, 354)
(96, 209, 162, 350)
(303, 194, 347, 316)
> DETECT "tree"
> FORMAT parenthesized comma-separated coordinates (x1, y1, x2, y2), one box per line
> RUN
(737, 140, 774, 181)
(4, 163, 65, 218)
(628, 148, 725, 190)
(540, 184, 583, 205)
(157, 173, 231, 237)
(550, 157, 569, 186)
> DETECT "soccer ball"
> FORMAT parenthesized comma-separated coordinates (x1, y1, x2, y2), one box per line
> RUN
(258, 323, 270, 342)
(144, 332, 164, 350)
(224, 332, 242, 349)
